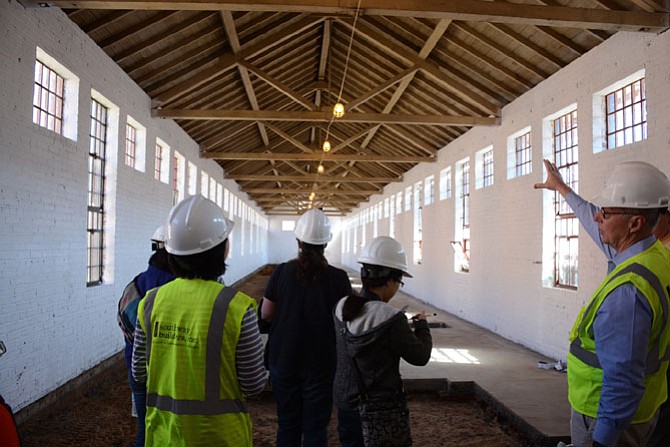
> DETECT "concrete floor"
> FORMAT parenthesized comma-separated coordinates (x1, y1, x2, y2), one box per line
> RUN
(342, 269, 571, 446)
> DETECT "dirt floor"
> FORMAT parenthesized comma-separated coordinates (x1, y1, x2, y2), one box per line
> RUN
(17, 265, 534, 446)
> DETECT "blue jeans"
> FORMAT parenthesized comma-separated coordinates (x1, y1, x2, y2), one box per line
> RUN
(126, 340, 146, 447)
(337, 407, 364, 447)
(130, 377, 147, 447)
(270, 370, 333, 447)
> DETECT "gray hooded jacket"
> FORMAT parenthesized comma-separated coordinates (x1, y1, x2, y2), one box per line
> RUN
(333, 291, 432, 410)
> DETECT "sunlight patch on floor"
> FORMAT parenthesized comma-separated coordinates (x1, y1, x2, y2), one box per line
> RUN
(430, 348, 480, 364)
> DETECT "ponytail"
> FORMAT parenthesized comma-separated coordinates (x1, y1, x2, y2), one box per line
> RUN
(297, 241, 328, 285)
(341, 294, 367, 322)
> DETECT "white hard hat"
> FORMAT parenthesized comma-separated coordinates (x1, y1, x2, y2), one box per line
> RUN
(151, 225, 166, 243)
(357, 236, 412, 277)
(165, 195, 234, 256)
(294, 208, 332, 245)
(592, 161, 670, 209)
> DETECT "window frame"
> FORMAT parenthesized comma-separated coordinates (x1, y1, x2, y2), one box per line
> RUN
(515, 131, 532, 177)
(552, 109, 579, 289)
(439, 167, 452, 201)
(86, 98, 108, 286)
(33, 59, 65, 135)
(32, 48, 80, 140)
(424, 175, 435, 206)
(124, 122, 137, 168)
(605, 77, 647, 150)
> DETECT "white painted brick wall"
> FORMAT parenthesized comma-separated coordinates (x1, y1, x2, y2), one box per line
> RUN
(343, 30, 670, 362)
(0, 1, 267, 411)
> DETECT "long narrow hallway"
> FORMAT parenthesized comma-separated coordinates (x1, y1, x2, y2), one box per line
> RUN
(16, 265, 570, 446)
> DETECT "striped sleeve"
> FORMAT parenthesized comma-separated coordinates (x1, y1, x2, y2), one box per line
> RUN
(236, 305, 267, 397)
(131, 315, 148, 383)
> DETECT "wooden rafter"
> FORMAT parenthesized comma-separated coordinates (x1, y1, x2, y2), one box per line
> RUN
(202, 151, 435, 163)
(154, 109, 500, 125)
(28, 1, 668, 32)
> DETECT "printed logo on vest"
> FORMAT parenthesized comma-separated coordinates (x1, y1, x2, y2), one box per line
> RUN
(154, 321, 199, 348)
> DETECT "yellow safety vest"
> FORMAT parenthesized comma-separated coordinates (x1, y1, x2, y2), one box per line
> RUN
(567, 241, 670, 422)
(137, 278, 257, 447)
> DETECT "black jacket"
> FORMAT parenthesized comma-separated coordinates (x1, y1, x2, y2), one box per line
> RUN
(264, 260, 352, 376)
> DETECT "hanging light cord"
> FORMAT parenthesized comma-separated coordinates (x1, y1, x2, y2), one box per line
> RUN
(326, 0, 362, 137)
(313, 0, 362, 211)
(337, 0, 362, 105)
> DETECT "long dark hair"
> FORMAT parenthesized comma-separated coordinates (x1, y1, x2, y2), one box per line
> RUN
(341, 294, 367, 322)
(168, 239, 228, 280)
(296, 240, 328, 285)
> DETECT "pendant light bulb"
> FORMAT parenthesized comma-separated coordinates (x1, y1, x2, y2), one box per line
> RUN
(333, 102, 345, 118)
(309, 192, 316, 201)
(317, 164, 324, 174)
(322, 140, 331, 152)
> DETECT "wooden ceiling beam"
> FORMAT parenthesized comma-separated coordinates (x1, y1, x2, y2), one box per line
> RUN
(358, 19, 450, 151)
(244, 187, 379, 195)
(489, 23, 564, 70)
(202, 122, 256, 148)
(202, 151, 435, 163)
(535, 26, 586, 57)
(537, 0, 611, 41)
(263, 123, 315, 154)
(129, 25, 220, 77)
(221, 10, 270, 147)
(453, 22, 550, 79)
(154, 109, 500, 126)
(228, 174, 401, 183)
(318, 19, 331, 80)
(99, 11, 178, 50)
(81, 10, 133, 34)
(429, 46, 520, 100)
(265, 210, 348, 216)
(311, 19, 331, 144)
(346, 68, 418, 111)
(281, 159, 311, 176)
(593, 0, 667, 14)
(140, 36, 224, 90)
(382, 125, 438, 156)
(240, 61, 317, 111)
(345, 18, 499, 115)
(256, 196, 362, 204)
(153, 14, 323, 105)
(115, 11, 214, 63)
(28, 1, 668, 32)
(329, 125, 380, 154)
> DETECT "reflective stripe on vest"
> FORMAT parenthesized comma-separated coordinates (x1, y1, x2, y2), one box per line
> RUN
(142, 286, 248, 415)
(143, 288, 158, 367)
(569, 262, 670, 375)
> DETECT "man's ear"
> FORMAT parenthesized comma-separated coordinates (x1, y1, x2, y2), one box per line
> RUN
(629, 214, 646, 233)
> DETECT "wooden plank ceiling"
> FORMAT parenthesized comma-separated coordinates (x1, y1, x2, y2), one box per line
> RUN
(23, 1, 668, 215)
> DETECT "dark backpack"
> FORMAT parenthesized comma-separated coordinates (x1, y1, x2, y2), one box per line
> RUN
(117, 274, 142, 342)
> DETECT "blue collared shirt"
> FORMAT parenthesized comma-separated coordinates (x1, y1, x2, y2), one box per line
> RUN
(566, 191, 654, 446)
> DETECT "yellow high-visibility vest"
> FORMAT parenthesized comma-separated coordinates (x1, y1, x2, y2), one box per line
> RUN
(138, 278, 257, 447)
(568, 241, 670, 422)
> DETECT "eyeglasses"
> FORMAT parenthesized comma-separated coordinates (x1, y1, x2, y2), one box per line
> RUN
(600, 208, 640, 220)
(396, 279, 405, 288)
